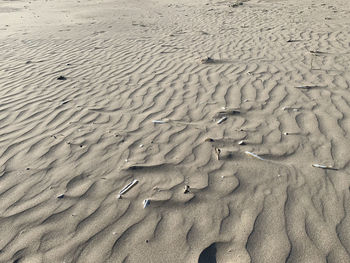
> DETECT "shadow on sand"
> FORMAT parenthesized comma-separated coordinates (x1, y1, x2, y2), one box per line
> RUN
(198, 243, 217, 263)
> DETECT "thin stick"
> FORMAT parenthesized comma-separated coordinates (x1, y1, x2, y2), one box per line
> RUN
(217, 116, 227, 124)
(245, 151, 264, 161)
(119, 179, 139, 195)
(312, 164, 338, 170)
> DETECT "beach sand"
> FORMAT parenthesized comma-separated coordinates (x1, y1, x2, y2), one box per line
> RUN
(1, 0, 350, 262)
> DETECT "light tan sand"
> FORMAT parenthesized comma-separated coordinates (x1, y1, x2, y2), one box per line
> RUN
(1, 0, 350, 262)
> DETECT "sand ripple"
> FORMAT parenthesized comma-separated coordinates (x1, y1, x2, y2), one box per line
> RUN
(1, 0, 350, 262)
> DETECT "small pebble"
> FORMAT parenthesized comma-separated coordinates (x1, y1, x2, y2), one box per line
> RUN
(215, 148, 221, 160)
(57, 76, 67, 80)
(201, 57, 215, 64)
(143, 199, 150, 208)
(184, 185, 190, 194)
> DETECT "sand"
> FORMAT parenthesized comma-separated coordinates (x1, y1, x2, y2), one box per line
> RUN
(1, 0, 350, 262)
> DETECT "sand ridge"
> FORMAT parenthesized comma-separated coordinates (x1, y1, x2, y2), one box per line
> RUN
(1, 0, 350, 262)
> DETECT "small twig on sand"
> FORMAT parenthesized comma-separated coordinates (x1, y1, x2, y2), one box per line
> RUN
(295, 85, 326, 90)
(143, 199, 151, 208)
(118, 179, 139, 198)
(312, 164, 338, 170)
(215, 148, 221, 160)
(217, 116, 227, 124)
(245, 151, 265, 161)
(152, 119, 169, 124)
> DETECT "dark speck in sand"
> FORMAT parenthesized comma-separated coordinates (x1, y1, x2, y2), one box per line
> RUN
(201, 57, 215, 64)
(57, 76, 67, 80)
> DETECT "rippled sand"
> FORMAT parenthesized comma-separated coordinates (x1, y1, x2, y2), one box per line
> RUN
(1, 0, 350, 262)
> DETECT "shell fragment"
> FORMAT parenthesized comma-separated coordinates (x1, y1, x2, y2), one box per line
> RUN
(143, 199, 150, 208)
(152, 120, 168, 124)
(245, 151, 265, 161)
(119, 179, 139, 196)
(312, 164, 337, 170)
(217, 116, 227, 124)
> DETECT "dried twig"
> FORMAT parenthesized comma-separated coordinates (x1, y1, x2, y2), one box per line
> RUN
(119, 179, 139, 196)
(245, 151, 264, 161)
(312, 164, 338, 170)
(217, 116, 227, 124)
